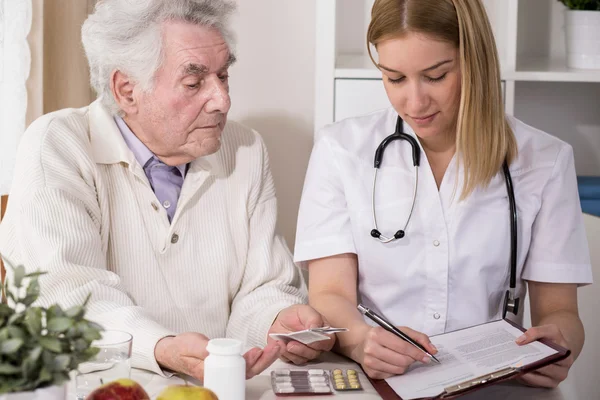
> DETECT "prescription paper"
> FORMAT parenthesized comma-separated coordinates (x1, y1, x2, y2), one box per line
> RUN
(384, 320, 558, 400)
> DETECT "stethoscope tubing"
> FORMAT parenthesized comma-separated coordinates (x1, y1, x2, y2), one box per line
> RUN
(371, 167, 419, 243)
(370, 115, 520, 317)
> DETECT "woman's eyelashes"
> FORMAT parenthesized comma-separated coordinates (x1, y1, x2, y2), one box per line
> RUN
(425, 73, 447, 83)
(387, 73, 448, 85)
(387, 76, 405, 84)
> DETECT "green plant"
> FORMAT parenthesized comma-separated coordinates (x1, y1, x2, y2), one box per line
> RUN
(557, 0, 600, 10)
(0, 260, 103, 394)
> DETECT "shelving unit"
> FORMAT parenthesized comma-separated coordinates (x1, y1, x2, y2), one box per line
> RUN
(314, 0, 600, 175)
(509, 58, 600, 83)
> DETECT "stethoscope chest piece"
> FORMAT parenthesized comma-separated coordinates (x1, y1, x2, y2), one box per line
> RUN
(502, 290, 520, 319)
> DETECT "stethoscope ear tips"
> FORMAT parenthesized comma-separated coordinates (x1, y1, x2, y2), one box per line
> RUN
(394, 230, 405, 239)
(370, 229, 381, 239)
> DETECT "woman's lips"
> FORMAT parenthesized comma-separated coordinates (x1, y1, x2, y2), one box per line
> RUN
(411, 112, 439, 125)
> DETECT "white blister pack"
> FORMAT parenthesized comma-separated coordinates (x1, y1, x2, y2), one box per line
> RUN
(269, 327, 348, 345)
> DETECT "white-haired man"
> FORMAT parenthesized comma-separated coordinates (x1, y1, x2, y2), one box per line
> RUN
(0, 0, 333, 380)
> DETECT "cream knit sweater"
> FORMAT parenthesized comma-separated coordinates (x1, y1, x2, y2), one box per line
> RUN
(0, 100, 307, 375)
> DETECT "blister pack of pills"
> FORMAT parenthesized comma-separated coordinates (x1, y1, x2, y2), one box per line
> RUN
(330, 368, 363, 391)
(270, 369, 333, 396)
(269, 327, 348, 345)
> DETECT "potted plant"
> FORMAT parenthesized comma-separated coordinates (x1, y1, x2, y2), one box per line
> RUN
(0, 260, 103, 400)
(558, 0, 600, 69)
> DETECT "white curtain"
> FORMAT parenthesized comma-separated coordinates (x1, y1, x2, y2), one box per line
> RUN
(0, 0, 32, 195)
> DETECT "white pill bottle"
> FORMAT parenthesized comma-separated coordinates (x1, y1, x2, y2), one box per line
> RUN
(203, 338, 246, 400)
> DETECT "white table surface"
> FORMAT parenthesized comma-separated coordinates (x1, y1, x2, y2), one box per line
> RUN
(67, 352, 580, 400)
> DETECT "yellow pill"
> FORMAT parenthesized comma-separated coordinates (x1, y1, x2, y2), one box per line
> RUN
(351, 383, 361, 389)
(333, 369, 342, 374)
(336, 384, 347, 389)
(347, 369, 357, 375)
(349, 378, 358, 383)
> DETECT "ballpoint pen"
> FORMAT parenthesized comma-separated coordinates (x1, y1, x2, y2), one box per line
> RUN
(309, 327, 349, 334)
(357, 304, 441, 364)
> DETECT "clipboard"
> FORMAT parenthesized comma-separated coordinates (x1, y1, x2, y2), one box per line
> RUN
(367, 319, 571, 399)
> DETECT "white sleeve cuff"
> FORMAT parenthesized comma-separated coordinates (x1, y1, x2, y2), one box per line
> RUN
(521, 262, 593, 286)
(293, 235, 357, 268)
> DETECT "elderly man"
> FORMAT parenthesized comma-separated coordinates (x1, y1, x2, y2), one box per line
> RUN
(0, 0, 333, 380)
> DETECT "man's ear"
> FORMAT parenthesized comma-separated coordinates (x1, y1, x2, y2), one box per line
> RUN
(110, 70, 138, 115)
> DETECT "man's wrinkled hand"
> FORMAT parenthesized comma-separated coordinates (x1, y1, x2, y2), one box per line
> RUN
(154, 332, 282, 381)
(268, 304, 336, 365)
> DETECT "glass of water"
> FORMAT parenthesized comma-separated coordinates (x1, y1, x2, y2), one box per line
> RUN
(75, 330, 133, 399)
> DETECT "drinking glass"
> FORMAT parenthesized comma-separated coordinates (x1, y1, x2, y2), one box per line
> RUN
(75, 330, 133, 400)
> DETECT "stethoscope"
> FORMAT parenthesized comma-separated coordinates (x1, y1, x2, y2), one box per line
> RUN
(370, 116, 520, 319)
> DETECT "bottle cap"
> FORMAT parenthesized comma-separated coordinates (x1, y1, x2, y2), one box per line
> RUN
(207, 338, 243, 355)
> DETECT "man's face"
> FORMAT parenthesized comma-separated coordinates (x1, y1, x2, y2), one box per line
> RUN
(130, 21, 232, 166)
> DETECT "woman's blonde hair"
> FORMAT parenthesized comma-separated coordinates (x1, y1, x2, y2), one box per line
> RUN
(367, 0, 517, 199)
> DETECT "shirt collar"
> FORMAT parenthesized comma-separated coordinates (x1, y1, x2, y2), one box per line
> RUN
(89, 99, 133, 165)
(114, 116, 154, 169)
(114, 116, 188, 177)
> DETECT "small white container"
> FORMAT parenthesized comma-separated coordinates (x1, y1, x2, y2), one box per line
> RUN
(203, 338, 246, 400)
(565, 10, 600, 70)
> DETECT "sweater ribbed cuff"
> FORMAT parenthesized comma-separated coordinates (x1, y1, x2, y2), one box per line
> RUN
(248, 304, 290, 347)
(92, 312, 177, 377)
(130, 322, 178, 377)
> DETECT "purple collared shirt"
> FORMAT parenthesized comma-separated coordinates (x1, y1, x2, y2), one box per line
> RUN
(115, 117, 186, 222)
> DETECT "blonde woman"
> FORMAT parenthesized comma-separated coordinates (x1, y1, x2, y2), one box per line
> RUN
(294, 0, 592, 388)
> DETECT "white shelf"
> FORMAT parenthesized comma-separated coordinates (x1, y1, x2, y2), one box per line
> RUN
(335, 53, 380, 79)
(508, 58, 600, 82)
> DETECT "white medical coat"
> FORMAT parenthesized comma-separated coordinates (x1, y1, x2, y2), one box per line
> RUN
(294, 107, 592, 336)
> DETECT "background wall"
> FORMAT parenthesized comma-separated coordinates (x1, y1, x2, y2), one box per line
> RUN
(228, 0, 316, 250)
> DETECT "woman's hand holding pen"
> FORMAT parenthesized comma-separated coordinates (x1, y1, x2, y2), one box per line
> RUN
(515, 324, 574, 388)
(355, 325, 438, 379)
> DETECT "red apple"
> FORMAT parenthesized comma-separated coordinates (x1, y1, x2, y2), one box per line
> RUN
(86, 378, 150, 400)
